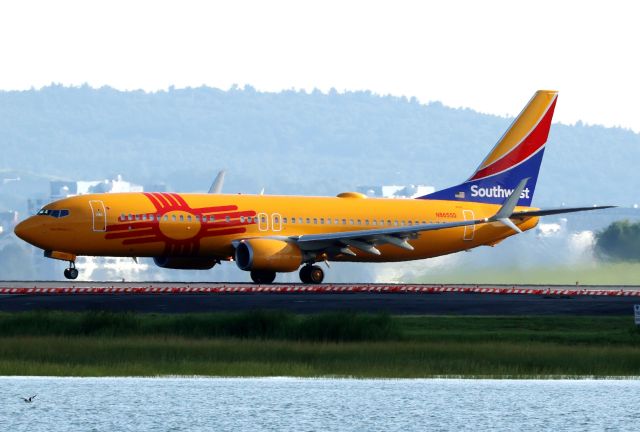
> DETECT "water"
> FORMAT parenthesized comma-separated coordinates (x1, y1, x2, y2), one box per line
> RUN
(1, 377, 640, 431)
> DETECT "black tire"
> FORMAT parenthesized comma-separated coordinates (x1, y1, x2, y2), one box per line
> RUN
(250, 270, 276, 284)
(63, 268, 71, 279)
(68, 268, 79, 280)
(308, 265, 324, 284)
(299, 265, 312, 284)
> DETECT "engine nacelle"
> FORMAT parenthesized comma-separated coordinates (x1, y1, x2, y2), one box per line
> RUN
(153, 256, 218, 270)
(235, 239, 302, 272)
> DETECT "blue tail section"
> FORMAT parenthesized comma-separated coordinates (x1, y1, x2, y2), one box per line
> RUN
(421, 150, 544, 206)
(419, 90, 558, 207)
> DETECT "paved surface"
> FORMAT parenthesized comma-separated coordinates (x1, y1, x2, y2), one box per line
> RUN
(1, 282, 639, 315)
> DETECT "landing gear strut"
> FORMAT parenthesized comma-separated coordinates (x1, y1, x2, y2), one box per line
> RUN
(250, 270, 276, 284)
(299, 265, 324, 284)
(63, 262, 78, 280)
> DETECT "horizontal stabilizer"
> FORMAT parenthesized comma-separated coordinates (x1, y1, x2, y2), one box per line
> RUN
(511, 205, 615, 218)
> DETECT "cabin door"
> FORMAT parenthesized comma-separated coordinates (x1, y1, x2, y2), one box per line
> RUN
(271, 213, 282, 232)
(462, 210, 475, 241)
(89, 200, 107, 232)
(257, 212, 269, 231)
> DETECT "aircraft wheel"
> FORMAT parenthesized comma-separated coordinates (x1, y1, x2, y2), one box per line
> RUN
(308, 265, 324, 284)
(250, 270, 276, 284)
(300, 265, 324, 284)
(64, 267, 78, 280)
(299, 265, 312, 283)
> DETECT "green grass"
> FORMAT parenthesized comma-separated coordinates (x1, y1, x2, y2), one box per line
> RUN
(414, 262, 640, 285)
(1, 312, 640, 377)
(0, 310, 400, 341)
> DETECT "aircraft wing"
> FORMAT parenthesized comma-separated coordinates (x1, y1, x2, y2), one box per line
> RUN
(291, 179, 533, 255)
(290, 218, 483, 255)
(208, 170, 226, 194)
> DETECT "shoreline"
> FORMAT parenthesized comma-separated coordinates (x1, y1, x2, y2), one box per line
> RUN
(3, 375, 640, 380)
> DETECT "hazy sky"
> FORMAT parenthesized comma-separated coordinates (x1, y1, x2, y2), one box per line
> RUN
(1, 1, 638, 131)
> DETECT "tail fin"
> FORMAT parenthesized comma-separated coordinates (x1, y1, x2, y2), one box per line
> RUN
(420, 90, 558, 206)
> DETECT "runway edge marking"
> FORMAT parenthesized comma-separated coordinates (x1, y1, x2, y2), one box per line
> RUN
(1, 285, 639, 297)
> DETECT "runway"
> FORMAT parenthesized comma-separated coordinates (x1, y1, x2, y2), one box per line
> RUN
(1, 282, 639, 315)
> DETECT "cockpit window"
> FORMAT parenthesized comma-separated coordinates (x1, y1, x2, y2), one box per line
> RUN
(37, 209, 70, 218)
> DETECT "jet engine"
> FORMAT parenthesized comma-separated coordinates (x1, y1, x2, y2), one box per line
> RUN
(153, 256, 218, 270)
(235, 239, 303, 272)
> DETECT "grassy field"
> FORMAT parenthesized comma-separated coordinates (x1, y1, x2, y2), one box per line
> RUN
(414, 262, 640, 285)
(1, 311, 640, 377)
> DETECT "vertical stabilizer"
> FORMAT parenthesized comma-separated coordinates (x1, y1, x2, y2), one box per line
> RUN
(421, 90, 558, 206)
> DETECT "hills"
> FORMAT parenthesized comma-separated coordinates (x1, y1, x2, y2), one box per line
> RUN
(1, 85, 638, 207)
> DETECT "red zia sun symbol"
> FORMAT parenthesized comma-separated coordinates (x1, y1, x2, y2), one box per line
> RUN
(105, 192, 256, 256)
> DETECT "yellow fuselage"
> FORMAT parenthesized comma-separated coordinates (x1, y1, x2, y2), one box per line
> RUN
(16, 192, 538, 262)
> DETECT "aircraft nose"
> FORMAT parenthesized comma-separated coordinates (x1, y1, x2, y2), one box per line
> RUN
(14, 217, 39, 245)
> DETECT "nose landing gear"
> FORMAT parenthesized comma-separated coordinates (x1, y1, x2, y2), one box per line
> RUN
(299, 264, 324, 284)
(63, 262, 79, 280)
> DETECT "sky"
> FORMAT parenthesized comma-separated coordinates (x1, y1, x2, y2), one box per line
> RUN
(1, 0, 639, 131)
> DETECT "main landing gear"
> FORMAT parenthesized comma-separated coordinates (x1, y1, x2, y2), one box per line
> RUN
(250, 270, 276, 284)
(299, 264, 324, 284)
(63, 262, 79, 280)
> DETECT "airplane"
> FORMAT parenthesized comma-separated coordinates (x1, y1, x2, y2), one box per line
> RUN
(14, 90, 613, 284)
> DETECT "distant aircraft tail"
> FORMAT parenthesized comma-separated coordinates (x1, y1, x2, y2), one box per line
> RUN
(420, 90, 558, 206)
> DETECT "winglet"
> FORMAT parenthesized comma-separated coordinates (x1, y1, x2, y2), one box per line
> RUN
(208, 170, 226, 194)
(490, 177, 529, 233)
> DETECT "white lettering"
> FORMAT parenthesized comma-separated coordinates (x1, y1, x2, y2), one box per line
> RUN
(470, 185, 530, 199)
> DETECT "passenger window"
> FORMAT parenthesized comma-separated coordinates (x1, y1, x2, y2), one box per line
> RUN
(163, 215, 168, 221)
(283, 217, 288, 224)
(394, 220, 398, 226)
(120, 213, 126, 221)
(313, 218, 318, 224)
(172, 215, 177, 221)
(365, 220, 369, 225)
(320, 218, 324, 224)
(357, 219, 362, 225)
(350, 219, 354, 225)
(372, 220, 377, 226)
(387, 220, 392, 226)
(291, 218, 295, 224)
(240, 216, 245, 223)
(227, 216, 231, 222)
(342, 219, 347, 225)
(128, 214, 133, 221)
(306, 218, 310, 224)
(334, 219, 339, 225)
(327, 218, 331, 225)
(195, 215, 200, 222)
(179, 215, 184, 222)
